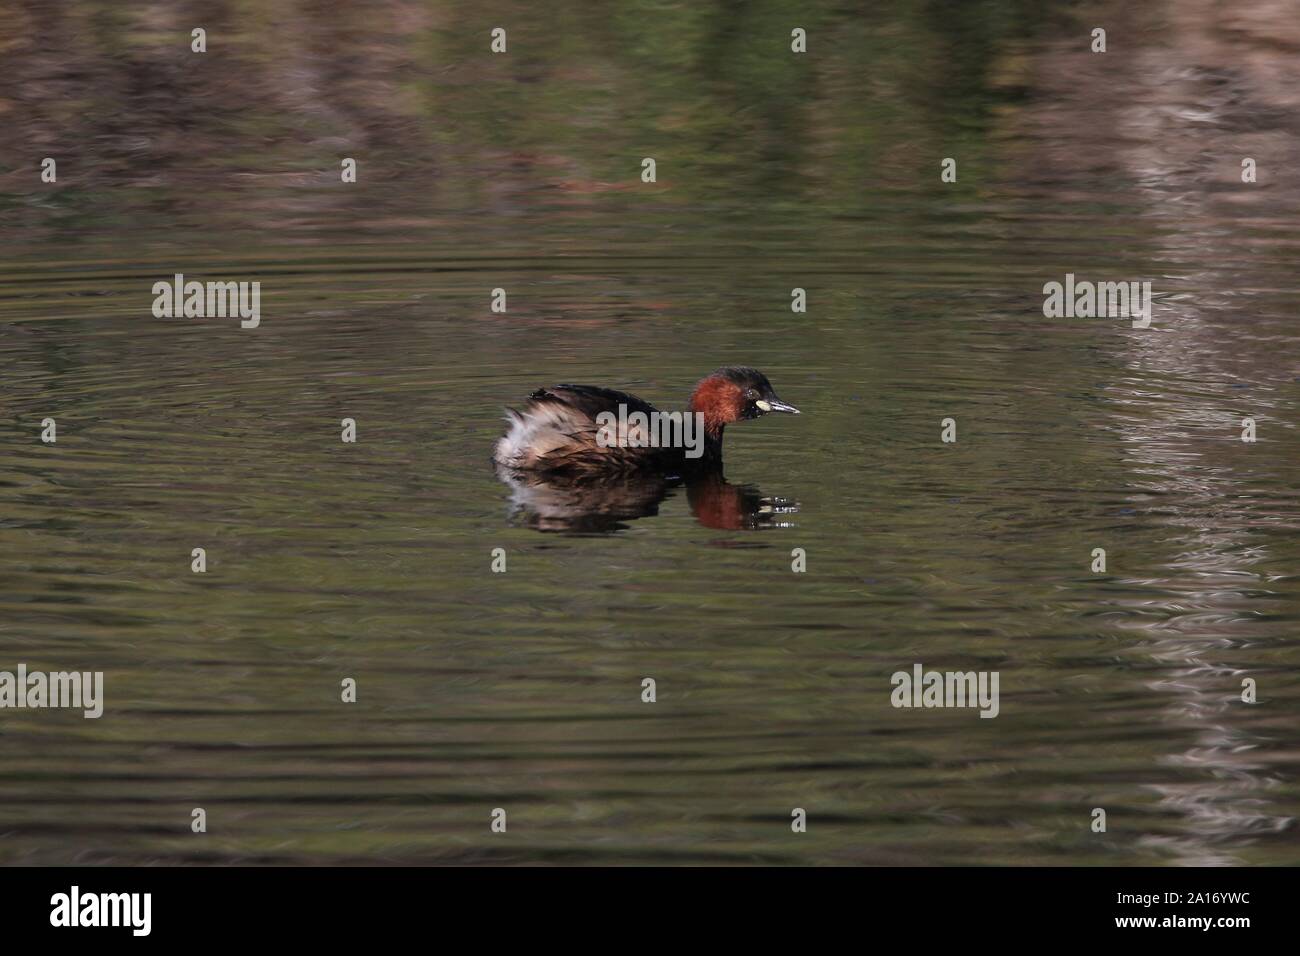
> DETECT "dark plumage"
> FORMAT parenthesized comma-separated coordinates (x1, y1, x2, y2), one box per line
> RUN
(493, 367, 799, 478)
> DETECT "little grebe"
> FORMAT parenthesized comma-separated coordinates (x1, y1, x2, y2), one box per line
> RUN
(493, 366, 800, 478)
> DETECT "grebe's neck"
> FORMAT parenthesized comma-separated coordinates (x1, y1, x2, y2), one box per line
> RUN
(699, 423, 724, 465)
(687, 377, 735, 468)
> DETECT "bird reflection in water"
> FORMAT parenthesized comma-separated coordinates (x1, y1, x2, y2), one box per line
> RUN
(495, 465, 797, 533)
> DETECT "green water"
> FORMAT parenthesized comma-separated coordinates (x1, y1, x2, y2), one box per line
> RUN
(1, 0, 1298, 865)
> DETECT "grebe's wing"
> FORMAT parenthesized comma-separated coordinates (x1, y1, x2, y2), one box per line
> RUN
(493, 385, 666, 476)
(537, 384, 660, 419)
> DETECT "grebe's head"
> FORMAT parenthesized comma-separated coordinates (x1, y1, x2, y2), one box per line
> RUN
(689, 366, 800, 433)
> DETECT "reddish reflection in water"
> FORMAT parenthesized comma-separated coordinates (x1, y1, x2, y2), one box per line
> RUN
(495, 464, 797, 533)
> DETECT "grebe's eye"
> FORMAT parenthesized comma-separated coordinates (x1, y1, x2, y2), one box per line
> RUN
(744, 389, 759, 400)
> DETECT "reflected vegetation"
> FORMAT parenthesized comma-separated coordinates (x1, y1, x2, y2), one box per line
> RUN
(1004, 0, 1300, 866)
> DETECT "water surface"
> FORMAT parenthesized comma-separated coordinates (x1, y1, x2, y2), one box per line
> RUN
(1, 0, 1298, 865)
